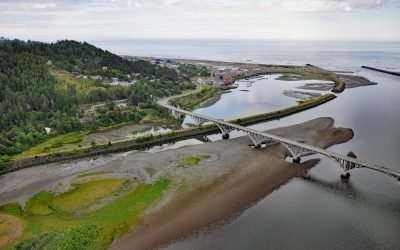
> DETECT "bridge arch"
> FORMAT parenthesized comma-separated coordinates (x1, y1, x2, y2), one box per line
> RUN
(165, 105, 400, 183)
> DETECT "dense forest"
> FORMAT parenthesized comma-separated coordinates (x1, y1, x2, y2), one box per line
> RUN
(0, 39, 195, 166)
(1, 39, 180, 81)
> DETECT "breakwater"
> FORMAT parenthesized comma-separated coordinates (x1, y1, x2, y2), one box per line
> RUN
(362, 66, 400, 76)
(2, 94, 336, 174)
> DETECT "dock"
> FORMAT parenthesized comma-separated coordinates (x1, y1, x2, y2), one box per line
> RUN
(362, 66, 400, 76)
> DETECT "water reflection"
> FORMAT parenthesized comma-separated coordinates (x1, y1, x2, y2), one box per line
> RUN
(183, 75, 332, 126)
(163, 69, 400, 249)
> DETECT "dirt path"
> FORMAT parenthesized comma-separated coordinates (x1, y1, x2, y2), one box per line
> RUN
(0, 214, 23, 249)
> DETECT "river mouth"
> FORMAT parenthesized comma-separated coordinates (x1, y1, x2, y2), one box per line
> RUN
(182, 74, 333, 127)
(1, 69, 399, 249)
(159, 70, 400, 249)
(94, 40, 400, 248)
(128, 70, 400, 250)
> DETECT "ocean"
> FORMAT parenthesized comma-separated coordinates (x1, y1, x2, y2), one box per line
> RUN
(93, 39, 400, 72)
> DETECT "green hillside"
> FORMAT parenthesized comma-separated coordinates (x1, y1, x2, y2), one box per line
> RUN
(0, 40, 195, 167)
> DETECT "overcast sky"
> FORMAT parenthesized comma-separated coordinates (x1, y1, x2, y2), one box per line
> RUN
(1, 0, 399, 41)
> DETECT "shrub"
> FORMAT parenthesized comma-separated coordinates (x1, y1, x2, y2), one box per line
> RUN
(13, 224, 99, 250)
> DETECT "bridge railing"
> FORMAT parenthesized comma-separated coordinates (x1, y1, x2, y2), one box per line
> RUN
(165, 104, 400, 181)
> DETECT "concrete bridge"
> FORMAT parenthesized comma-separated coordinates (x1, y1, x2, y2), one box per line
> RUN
(165, 104, 400, 182)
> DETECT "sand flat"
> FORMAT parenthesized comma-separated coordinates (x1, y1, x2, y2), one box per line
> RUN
(0, 117, 353, 249)
(110, 117, 353, 249)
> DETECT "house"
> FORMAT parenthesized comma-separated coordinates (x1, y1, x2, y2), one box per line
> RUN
(223, 75, 235, 85)
(90, 75, 103, 80)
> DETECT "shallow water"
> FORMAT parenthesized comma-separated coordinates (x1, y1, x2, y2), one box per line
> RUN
(165, 70, 400, 249)
(182, 76, 332, 126)
(95, 40, 400, 249)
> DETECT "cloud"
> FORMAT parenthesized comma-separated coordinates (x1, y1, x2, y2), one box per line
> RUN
(317, 0, 392, 11)
(279, 0, 395, 12)
(0, 0, 399, 41)
(1, 0, 395, 12)
(328, 0, 391, 9)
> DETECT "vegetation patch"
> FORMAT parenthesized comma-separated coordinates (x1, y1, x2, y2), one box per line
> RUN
(0, 204, 22, 217)
(13, 223, 99, 250)
(169, 86, 225, 110)
(331, 79, 345, 92)
(76, 171, 111, 179)
(25, 192, 54, 216)
(51, 179, 127, 214)
(4, 94, 337, 171)
(0, 177, 171, 249)
(13, 132, 85, 160)
(178, 64, 210, 78)
(52, 68, 103, 101)
(276, 71, 345, 93)
(0, 39, 196, 165)
(177, 155, 210, 168)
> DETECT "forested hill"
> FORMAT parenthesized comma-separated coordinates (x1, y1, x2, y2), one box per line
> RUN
(1, 39, 178, 81)
(0, 39, 194, 166)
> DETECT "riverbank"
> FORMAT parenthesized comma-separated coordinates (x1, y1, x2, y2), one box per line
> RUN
(0, 117, 354, 249)
(3, 61, 366, 170)
(2, 94, 336, 174)
(109, 117, 354, 249)
(173, 58, 348, 93)
(168, 86, 229, 111)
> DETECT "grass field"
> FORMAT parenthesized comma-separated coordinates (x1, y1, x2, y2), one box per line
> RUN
(176, 155, 210, 168)
(169, 86, 224, 111)
(12, 132, 85, 160)
(0, 176, 171, 249)
(51, 68, 101, 97)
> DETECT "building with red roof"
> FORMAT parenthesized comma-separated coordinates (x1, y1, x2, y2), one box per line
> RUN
(223, 75, 235, 85)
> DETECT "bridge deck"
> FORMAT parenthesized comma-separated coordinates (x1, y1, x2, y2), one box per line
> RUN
(165, 104, 400, 179)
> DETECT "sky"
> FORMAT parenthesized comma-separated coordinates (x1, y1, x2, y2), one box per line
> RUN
(0, 0, 399, 41)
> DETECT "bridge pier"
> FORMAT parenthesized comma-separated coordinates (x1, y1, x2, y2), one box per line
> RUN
(340, 172, 351, 179)
(292, 157, 301, 163)
(165, 105, 400, 183)
(222, 133, 230, 140)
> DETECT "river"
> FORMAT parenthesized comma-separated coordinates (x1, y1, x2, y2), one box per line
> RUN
(167, 70, 400, 250)
(95, 40, 400, 249)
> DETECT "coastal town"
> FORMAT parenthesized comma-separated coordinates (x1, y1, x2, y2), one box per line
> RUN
(1, 1, 399, 250)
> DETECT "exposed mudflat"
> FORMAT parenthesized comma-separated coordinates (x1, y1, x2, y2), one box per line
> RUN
(337, 74, 377, 88)
(296, 82, 335, 91)
(283, 90, 321, 100)
(110, 117, 354, 250)
(0, 117, 354, 250)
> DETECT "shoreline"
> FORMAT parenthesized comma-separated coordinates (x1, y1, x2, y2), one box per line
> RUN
(110, 117, 354, 249)
(2, 94, 336, 174)
(0, 117, 354, 249)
